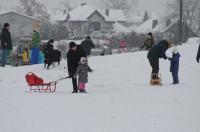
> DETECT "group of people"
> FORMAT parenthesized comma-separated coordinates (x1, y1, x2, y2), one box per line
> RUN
(0, 22, 43, 66)
(67, 36, 95, 93)
(147, 39, 180, 84)
(1, 22, 200, 92)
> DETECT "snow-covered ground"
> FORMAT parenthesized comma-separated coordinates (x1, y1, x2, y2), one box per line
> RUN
(0, 38, 200, 132)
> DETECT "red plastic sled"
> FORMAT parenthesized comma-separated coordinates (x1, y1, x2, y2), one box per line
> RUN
(25, 72, 57, 92)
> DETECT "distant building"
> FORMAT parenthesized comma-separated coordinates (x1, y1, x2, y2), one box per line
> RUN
(0, 11, 40, 46)
(134, 18, 196, 43)
(55, 3, 127, 36)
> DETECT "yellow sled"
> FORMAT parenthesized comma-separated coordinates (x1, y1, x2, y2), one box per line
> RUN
(150, 73, 162, 85)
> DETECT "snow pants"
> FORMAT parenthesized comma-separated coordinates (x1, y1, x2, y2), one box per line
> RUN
(31, 48, 39, 64)
(149, 58, 159, 75)
(172, 72, 179, 84)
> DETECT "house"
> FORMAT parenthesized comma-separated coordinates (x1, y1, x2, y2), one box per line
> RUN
(134, 18, 196, 43)
(56, 3, 127, 36)
(0, 11, 40, 46)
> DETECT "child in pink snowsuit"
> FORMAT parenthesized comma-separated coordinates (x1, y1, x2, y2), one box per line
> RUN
(119, 40, 128, 53)
(74, 57, 93, 93)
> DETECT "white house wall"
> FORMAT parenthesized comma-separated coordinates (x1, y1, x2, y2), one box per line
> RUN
(0, 12, 39, 46)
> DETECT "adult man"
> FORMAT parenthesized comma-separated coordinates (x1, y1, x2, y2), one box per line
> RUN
(0, 23, 12, 67)
(196, 44, 200, 63)
(147, 40, 172, 79)
(80, 36, 95, 56)
(67, 42, 86, 93)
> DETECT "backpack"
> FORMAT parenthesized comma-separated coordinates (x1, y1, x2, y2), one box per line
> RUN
(25, 72, 44, 85)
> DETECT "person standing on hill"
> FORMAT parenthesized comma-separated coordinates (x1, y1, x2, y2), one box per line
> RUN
(31, 29, 41, 64)
(0, 23, 12, 67)
(67, 42, 86, 93)
(80, 36, 95, 57)
(147, 40, 172, 79)
(168, 47, 180, 84)
(141, 32, 155, 50)
(196, 44, 200, 63)
(74, 57, 93, 93)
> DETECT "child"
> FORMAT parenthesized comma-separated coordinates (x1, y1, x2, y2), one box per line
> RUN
(74, 57, 93, 93)
(168, 47, 180, 84)
(119, 40, 128, 53)
(21, 48, 29, 65)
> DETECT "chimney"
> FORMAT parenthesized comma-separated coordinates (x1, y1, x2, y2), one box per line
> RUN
(63, 9, 67, 15)
(166, 19, 171, 27)
(152, 20, 158, 29)
(105, 9, 109, 16)
(81, 3, 87, 6)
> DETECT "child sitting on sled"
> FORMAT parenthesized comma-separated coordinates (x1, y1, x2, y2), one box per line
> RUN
(168, 47, 180, 84)
(74, 57, 93, 93)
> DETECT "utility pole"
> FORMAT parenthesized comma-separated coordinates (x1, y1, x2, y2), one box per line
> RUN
(179, 0, 183, 45)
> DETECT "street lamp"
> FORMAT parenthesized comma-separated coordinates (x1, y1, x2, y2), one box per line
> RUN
(179, 0, 183, 45)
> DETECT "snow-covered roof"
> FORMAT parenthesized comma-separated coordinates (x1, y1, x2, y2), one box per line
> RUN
(68, 4, 96, 21)
(134, 19, 154, 33)
(113, 22, 131, 33)
(154, 20, 177, 33)
(99, 9, 126, 22)
(48, 9, 67, 22)
(133, 17, 177, 34)
(67, 4, 126, 22)
(0, 11, 39, 21)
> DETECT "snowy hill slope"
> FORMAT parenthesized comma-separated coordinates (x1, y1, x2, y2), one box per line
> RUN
(0, 38, 200, 132)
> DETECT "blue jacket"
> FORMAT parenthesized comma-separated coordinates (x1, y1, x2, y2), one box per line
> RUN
(169, 53, 180, 73)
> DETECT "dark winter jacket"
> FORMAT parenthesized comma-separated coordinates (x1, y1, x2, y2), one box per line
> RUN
(168, 53, 180, 73)
(141, 38, 154, 50)
(196, 44, 200, 63)
(43, 41, 54, 56)
(74, 63, 93, 83)
(46, 41, 54, 52)
(67, 45, 86, 76)
(147, 40, 169, 60)
(0, 28, 12, 49)
(80, 39, 95, 56)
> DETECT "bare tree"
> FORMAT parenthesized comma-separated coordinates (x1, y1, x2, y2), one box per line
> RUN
(57, 0, 72, 13)
(143, 10, 149, 22)
(100, 0, 138, 17)
(165, 0, 200, 34)
(15, 0, 50, 21)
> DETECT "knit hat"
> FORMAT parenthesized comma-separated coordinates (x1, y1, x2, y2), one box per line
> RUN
(80, 57, 87, 64)
(49, 39, 54, 43)
(69, 41, 76, 48)
(148, 32, 153, 37)
(172, 47, 178, 54)
(4, 23, 9, 28)
(86, 36, 91, 40)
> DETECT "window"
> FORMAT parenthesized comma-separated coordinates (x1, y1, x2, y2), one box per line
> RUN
(90, 22, 101, 31)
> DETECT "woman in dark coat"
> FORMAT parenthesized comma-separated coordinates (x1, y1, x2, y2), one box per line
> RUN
(0, 23, 12, 67)
(67, 42, 86, 93)
(147, 40, 172, 79)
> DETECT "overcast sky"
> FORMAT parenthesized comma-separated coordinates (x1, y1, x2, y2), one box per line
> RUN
(0, 0, 174, 16)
